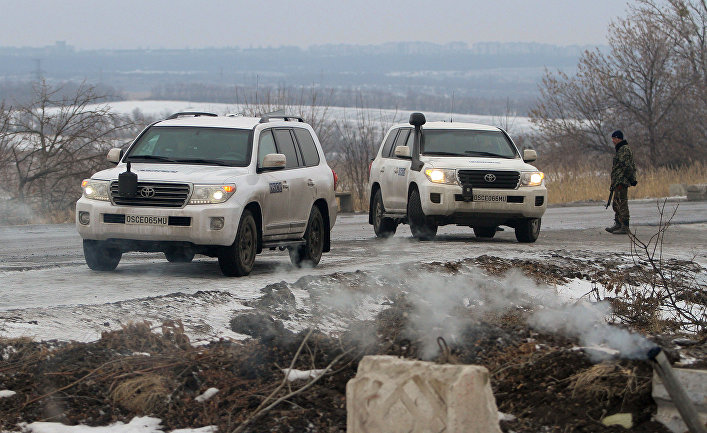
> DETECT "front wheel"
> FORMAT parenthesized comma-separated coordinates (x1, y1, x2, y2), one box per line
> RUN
(515, 218, 541, 243)
(372, 189, 397, 238)
(407, 189, 437, 241)
(290, 206, 325, 267)
(83, 239, 122, 271)
(218, 210, 257, 276)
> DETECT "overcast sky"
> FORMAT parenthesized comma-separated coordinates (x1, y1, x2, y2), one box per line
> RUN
(1, 0, 631, 49)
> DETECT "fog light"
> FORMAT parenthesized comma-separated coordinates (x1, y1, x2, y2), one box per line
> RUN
(210, 217, 224, 230)
(79, 211, 90, 225)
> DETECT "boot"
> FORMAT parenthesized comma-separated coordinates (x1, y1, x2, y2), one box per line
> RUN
(605, 221, 621, 233)
(612, 220, 629, 235)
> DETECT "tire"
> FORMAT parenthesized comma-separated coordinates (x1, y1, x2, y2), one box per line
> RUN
(83, 239, 121, 271)
(372, 189, 398, 238)
(474, 226, 496, 238)
(407, 189, 437, 241)
(290, 206, 325, 267)
(515, 218, 541, 243)
(165, 247, 195, 263)
(218, 210, 257, 276)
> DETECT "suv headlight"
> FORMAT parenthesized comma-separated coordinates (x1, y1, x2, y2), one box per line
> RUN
(424, 168, 457, 185)
(520, 171, 545, 187)
(81, 179, 110, 201)
(189, 184, 236, 204)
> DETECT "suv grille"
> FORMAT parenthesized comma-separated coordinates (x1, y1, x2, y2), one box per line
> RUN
(110, 182, 190, 207)
(457, 170, 519, 189)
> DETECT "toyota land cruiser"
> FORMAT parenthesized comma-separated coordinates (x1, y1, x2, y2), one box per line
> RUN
(76, 111, 337, 276)
(368, 112, 546, 242)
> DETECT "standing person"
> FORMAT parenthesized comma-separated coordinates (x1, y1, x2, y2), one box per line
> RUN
(606, 130, 637, 234)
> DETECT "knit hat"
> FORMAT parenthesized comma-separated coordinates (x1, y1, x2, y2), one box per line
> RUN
(611, 130, 624, 139)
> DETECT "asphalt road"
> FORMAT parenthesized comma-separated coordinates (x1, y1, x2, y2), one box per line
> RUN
(0, 198, 705, 342)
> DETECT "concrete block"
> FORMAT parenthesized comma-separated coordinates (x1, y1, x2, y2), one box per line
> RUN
(652, 368, 707, 433)
(686, 184, 707, 201)
(336, 191, 355, 213)
(669, 184, 687, 197)
(347, 355, 501, 433)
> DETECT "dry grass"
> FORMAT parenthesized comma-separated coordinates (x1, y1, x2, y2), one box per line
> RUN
(568, 362, 643, 402)
(545, 160, 705, 204)
(110, 373, 171, 413)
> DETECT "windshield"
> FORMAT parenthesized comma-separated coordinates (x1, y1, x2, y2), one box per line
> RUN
(125, 126, 251, 166)
(422, 129, 518, 159)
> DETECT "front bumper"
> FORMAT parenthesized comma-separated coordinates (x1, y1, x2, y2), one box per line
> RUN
(75, 197, 243, 246)
(419, 183, 547, 223)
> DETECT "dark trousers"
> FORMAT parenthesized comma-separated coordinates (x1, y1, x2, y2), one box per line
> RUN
(612, 186, 629, 225)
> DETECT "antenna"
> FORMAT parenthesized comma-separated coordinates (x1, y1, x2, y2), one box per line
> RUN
(450, 91, 455, 123)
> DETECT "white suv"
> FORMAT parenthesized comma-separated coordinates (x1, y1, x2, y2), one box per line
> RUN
(76, 112, 337, 276)
(368, 113, 546, 242)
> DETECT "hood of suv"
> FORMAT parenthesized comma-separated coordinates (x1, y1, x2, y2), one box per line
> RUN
(91, 163, 249, 184)
(421, 155, 538, 172)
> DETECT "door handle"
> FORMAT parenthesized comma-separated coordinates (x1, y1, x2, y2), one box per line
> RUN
(380, 168, 385, 173)
(307, 179, 315, 187)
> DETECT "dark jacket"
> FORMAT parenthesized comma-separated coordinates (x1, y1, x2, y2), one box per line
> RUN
(610, 140, 637, 189)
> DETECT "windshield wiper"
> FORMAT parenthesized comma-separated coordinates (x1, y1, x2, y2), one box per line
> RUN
(175, 158, 233, 166)
(125, 155, 178, 163)
(423, 151, 465, 156)
(463, 151, 514, 159)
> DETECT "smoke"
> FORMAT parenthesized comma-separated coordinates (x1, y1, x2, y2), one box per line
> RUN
(301, 257, 653, 362)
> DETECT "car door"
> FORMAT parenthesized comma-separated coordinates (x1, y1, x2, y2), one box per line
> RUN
(385, 128, 412, 211)
(271, 128, 310, 235)
(258, 129, 293, 237)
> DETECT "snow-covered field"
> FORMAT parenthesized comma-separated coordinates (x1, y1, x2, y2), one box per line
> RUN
(93, 100, 535, 133)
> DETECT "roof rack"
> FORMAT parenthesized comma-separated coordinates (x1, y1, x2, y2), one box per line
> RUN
(166, 111, 218, 120)
(258, 109, 304, 124)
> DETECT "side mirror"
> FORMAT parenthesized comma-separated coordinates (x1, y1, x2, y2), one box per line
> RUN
(523, 149, 537, 163)
(394, 146, 411, 158)
(107, 148, 123, 164)
(262, 153, 286, 170)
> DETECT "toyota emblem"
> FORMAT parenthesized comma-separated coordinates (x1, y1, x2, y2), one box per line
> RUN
(139, 186, 156, 198)
(484, 173, 496, 182)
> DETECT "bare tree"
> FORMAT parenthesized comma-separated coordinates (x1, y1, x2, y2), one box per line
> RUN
(0, 102, 13, 173)
(334, 97, 399, 208)
(5, 81, 131, 214)
(530, 5, 704, 166)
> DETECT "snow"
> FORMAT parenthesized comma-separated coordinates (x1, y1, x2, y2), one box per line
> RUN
(16, 417, 216, 433)
(194, 387, 219, 403)
(0, 390, 16, 398)
(282, 368, 326, 382)
(88, 100, 535, 133)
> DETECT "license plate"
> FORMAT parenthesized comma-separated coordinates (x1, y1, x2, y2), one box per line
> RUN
(125, 215, 168, 225)
(473, 194, 506, 203)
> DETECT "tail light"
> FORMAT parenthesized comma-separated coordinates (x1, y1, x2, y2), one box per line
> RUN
(368, 160, 373, 177)
(332, 169, 338, 190)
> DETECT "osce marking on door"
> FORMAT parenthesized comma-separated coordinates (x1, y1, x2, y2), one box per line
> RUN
(269, 182, 283, 193)
(395, 167, 406, 176)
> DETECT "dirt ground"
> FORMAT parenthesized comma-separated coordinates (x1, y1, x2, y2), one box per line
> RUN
(1, 255, 705, 432)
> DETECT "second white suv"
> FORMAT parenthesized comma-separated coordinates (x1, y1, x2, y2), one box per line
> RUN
(368, 113, 547, 242)
(76, 111, 337, 276)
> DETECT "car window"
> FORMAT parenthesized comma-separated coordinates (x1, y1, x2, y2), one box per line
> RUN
(257, 129, 277, 167)
(422, 130, 517, 158)
(293, 128, 320, 166)
(381, 129, 398, 158)
(273, 129, 300, 169)
(393, 129, 411, 158)
(127, 126, 251, 166)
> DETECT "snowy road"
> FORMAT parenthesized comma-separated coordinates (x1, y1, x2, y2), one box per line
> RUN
(0, 198, 705, 343)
